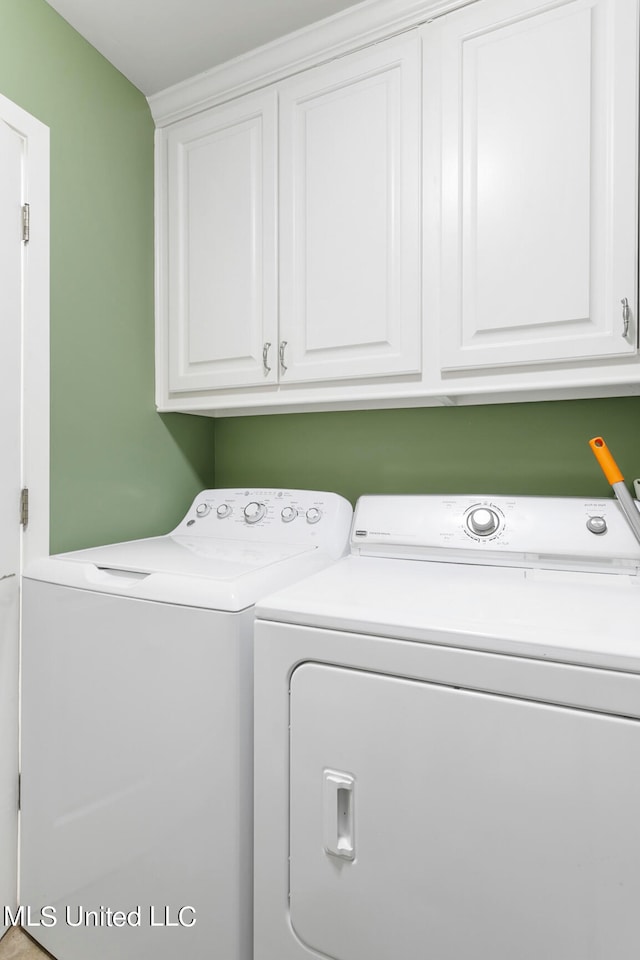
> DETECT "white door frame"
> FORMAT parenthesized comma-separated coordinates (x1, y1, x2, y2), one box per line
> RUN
(0, 93, 50, 565)
(0, 93, 49, 928)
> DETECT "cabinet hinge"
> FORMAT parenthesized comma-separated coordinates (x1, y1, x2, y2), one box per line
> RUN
(22, 203, 30, 243)
(20, 488, 29, 529)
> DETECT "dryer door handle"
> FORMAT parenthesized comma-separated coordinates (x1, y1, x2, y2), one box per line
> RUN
(323, 770, 355, 861)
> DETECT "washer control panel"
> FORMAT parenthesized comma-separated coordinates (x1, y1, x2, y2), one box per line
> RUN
(173, 489, 353, 555)
(351, 495, 640, 571)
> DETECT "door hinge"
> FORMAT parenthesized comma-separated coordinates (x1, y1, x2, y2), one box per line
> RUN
(17, 773, 21, 811)
(22, 203, 30, 243)
(20, 488, 29, 529)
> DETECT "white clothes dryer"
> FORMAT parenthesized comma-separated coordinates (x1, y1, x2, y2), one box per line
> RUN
(20, 488, 352, 960)
(254, 494, 640, 960)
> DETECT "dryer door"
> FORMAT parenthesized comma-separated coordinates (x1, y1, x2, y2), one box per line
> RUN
(289, 663, 640, 960)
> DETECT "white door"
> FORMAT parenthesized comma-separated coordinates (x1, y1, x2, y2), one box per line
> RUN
(430, 0, 639, 371)
(163, 89, 278, 392)
(0, 117, 24, 933)
(279, 32, 421, 384)
(290, 663, 640, 960)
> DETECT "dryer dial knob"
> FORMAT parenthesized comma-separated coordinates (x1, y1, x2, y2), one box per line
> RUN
(195, 503, 210, 517)
(586, 516, 607, 535)
(467, 507, 499, 537)
(244, 501, 266, 524)
(216, 504, 232, 519)
(281, 506, 297, 523)
(306, 507, 322, 524)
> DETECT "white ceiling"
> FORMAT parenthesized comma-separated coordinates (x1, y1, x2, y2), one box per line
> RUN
(44, 0, 366, 96)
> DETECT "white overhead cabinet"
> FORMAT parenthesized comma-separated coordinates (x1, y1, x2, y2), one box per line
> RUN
(153, 0, 639, 415)
(278, 35, 421, 384)
(161, 89, 278, 392)
(156, 32, 421, 406)
(430, 0, 639, 372)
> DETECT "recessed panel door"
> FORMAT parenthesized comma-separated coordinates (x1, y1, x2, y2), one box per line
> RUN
(165, 89, 278, 391)
(0, 118, 23, 933)
(430, 0, 639, 370)
(290, 663, 640, 960)
(279, 33, 421, 384)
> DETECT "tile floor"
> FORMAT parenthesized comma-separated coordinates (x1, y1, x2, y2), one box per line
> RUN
(0, 929, 54, 959)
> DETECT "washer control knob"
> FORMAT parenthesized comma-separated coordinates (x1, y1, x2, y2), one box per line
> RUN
(195, 503, 210, 517)
(244, 501, 266, 524)
(216, 503, 232, 519)
(306, 507, 322, 525)
(587, 515, 607, 535)
(467, 507, 499, 537)
(281, 506, 297, 523)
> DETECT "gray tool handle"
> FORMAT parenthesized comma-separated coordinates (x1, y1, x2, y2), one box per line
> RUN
(612, 481, 640, 547)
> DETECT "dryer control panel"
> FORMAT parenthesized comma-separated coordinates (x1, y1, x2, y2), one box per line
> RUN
(351, 495, 640, 572)
(173, 489, 353, 558)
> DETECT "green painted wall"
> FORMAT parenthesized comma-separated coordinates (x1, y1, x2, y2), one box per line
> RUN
(0, 0, 215, 553)
(214, 397, 640, 505)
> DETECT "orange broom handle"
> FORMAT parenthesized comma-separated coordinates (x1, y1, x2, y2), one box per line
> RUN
(589, 436, 625, 486)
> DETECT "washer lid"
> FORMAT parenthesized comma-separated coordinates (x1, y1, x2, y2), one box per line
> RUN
(57, 535, 313, 580)
(256, 555, 640, 673)
(24, 535, 332, 612)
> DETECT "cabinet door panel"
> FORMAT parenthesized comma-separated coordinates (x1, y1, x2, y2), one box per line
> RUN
(279, 33, 421, 384)
(432, 0, 639, 371)
(165, 90, 277, 391)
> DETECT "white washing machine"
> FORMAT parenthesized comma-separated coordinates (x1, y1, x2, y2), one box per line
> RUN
(254, 494, 640, 960)
(20, 488, 352, 960)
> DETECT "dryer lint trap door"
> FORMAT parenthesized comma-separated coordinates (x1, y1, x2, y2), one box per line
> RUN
(289, 663, 640, 960)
